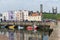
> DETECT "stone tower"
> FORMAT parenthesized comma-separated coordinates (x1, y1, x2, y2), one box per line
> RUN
(40, 4, 43, 16)
(40, 4, 43, 13)
(52, 7, 57, 14)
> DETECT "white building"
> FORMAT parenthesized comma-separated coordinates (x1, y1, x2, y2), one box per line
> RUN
(15, 10, 29, 21)
(14, 11, 20, 21)
(28, 12, 41, 21)
(2, 10, 29, 21)
(22, 10, 29, 21)
(14, 10, 24, 21)
(2, 11, 16, 21)
(1, 10, 42, 22)
(20, 10, 24, 21)
(28, 16, 41, 21)
(2, 12, 9, 21)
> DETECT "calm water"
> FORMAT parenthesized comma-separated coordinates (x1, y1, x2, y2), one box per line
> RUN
(0, 31, 49, 40)
(43, 34, 48, 40)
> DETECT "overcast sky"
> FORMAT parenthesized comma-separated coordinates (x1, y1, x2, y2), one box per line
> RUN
(0, 0, 60, 13)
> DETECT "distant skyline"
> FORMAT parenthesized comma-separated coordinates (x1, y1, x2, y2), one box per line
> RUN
(0, 0, 60, 13)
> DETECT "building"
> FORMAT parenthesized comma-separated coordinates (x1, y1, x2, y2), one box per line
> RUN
(52, 7, 57, 14)
(8, 11, 15, 21)
(2, 10, 29, 21)
(15, 10, 24, 21)
(28, 12, 41, 21)
(2, 11, 16, 21)
(22, 10, 29, 21)
(28, 16, 41, 21)
(1, 10, 42, 22)
(14, 11, 20, 21)
(2, 12, 9, 21)
(19, 10, 24, 21)
(15, 10, 29, 21)
(14, 10, 24, 21)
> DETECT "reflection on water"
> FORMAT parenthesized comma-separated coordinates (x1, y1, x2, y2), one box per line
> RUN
(9, 31, 14, 40)
(0, 31, 49, 40)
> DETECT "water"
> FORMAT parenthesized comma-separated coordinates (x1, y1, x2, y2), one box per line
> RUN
(9, 31, 14, 40)
(42, 34, 48, 40)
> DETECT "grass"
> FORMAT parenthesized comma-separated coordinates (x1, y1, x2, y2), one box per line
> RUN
(42, 13, 60, 20)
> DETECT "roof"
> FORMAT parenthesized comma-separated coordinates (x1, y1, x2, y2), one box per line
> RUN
(31, 12, 40, 16)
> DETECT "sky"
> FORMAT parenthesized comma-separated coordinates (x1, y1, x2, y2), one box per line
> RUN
(0, 0, 60, 13)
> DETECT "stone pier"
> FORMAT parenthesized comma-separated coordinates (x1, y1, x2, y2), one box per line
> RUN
(49, 21, 60, 40)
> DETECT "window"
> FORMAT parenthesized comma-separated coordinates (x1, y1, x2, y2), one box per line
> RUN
(11, 16, 13, 19)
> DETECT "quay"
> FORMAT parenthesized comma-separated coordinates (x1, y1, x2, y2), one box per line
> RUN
(0, 22, 56, 26)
